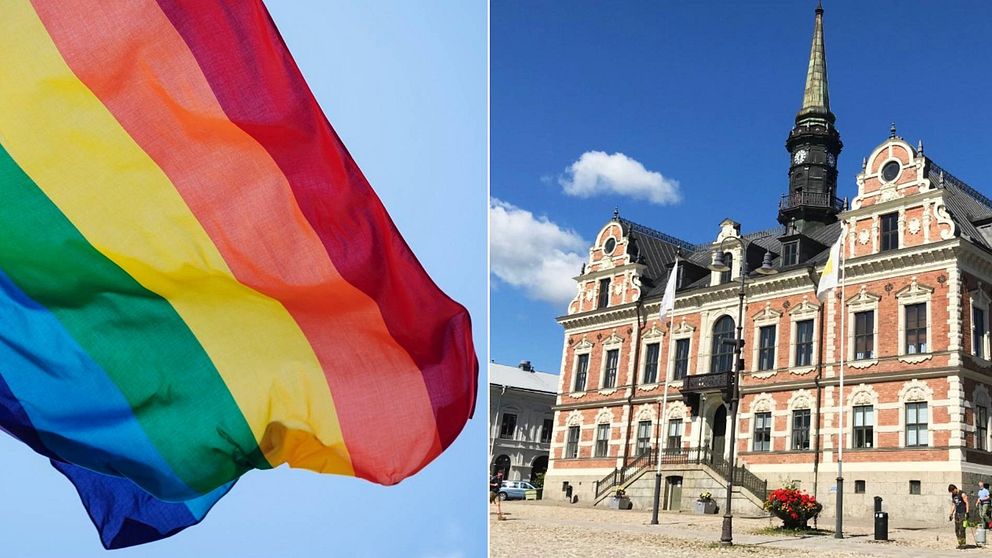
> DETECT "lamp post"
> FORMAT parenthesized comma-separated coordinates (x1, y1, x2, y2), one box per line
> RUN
(709, 240, 777, 546)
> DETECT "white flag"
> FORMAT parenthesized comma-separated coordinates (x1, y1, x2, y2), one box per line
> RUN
(659, 259, 679, 321)
(816, 229, 844, 301)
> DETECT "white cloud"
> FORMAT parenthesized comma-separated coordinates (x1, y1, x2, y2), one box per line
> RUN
(490, 199, 586, 305)
(558, 150, 681, 205)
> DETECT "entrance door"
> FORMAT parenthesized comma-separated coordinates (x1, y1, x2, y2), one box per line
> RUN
(664, 476, 683, 510)
(712, 404, 727, 459)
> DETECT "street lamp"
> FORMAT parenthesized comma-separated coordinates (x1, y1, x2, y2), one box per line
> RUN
(709, 239, 777, 546)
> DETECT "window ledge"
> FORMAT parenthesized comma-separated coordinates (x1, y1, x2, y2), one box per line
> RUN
(849, 358, 879, 369)
(598, 388, 618, 396)
(974, 356, 992, 369)
(639, 382, 660, 392)
(789, 366, 815, 376)
(898, 353, 933, 364)
(569, 390, 587, 399)
(752, 369, 778, 379)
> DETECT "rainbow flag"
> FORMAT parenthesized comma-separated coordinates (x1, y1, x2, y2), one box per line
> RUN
(0, 0, 477, 549)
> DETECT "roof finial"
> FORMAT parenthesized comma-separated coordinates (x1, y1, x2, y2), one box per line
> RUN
(816, 0, 823, 14)
(612, 207, 620, 221)
(861, 156, 867, 170)
(917, 139, 924, 155)
(890, 122, 897, 138)
(797, 1, 831, 122)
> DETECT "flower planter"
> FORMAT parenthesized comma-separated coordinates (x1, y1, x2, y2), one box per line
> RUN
(607, 496, 632, 510)
(694, 500, 717, 514)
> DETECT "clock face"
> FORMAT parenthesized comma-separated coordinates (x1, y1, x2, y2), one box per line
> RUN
(827, 153, 836, 168)
(793, 149, 808, 165)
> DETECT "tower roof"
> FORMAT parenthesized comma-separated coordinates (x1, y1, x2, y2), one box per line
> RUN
(797, 3, 832, 123)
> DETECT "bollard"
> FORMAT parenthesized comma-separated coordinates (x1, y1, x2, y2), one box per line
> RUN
(873, 496, 887, 541)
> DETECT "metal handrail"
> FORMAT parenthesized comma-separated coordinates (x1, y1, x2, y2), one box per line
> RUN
(778, 191, 844, 212)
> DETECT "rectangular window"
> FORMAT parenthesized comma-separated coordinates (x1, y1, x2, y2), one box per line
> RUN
(978, 406, 988, 451)
(643, 343, 660, 384)
(595, 424, 610, 457)
(753, 412, 772, 451)
(758, 325, 776, 371)
(975, 307, 986, 359)
(499, 413, 517, 439)
(792, 409, 811, 450)
(853, 405, 874, 449)
(795, 319, 814, 367)
(540, 418, 553, 444)
(666, 419, 683, 451)
(636, 420, 652, 456)
(854, 480, 866, 494)
(598, 278, 611, 309)
(854, 310, 874, 360)
(880, 212, 899, 252)
(906, 402, 928, 447)
(720, 252, 733, 284)
(782, 241, 799, 267)
(603, 349, 619, 389)
(566, 426, 579, 459)
(574, 353, 589, 392)
(905, 303, 927, 354)
(909, 480, 921, 495)
(673, 339, 690, 380)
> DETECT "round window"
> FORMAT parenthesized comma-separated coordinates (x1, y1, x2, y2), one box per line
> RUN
(881, 161, 901, 182)
(604, 238, 617, 255)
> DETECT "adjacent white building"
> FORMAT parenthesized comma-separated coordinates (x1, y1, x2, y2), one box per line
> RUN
(489, 361, 558, 483)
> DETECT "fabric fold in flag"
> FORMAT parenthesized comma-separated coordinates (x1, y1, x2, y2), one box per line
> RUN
(0, 0, 476, 548)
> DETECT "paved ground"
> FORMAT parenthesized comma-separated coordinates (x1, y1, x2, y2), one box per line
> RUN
(490, 500, 991, 557)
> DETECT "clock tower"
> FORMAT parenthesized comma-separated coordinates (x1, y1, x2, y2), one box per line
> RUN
(778, 2, 843, 231)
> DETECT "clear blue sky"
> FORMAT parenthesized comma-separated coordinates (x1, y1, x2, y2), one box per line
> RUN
(0, 2, 486, 557)
(491, 0, 992, 375)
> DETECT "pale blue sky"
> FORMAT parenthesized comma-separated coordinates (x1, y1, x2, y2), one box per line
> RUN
(0, 2, 486, 557)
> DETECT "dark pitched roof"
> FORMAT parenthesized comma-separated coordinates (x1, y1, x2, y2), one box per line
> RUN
(928, 159, 992, 250)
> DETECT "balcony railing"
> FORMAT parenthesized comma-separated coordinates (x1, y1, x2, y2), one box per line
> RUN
(779, 191, 845, 212)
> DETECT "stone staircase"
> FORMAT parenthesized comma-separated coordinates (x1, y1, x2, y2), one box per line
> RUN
(593, 447, 769, 514)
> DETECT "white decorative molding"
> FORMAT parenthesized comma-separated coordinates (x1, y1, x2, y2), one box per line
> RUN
(858, 229, 870, 246)
(898, 354, 933, 364)
(642, 324, 664, 340)
(598, 388, 618, 396)
(849, 383, 879, 407)
(934, 200, 956, 240)
(568, 390, 587, 398)
(750, 392, 775, 414)
(636, 404, 656, 423)
(788, 389, 814, 410)
(574, 337, 594, 351)
(672, 317, 696, 335)
(602, 329, 624, 347)
(566, 410, 583, 427)
(752, 302, 782, 323)
(595, 407, 614, 424)
(789, 366, 815, 376)
(788, 297, 820, 318)
(899, 379, 934, 403)
(666, 401, 688, 420)
(896, 276, 934, 300)
(751, 370, 777, 380)
(848, 359, 878, 369)
(908, 217, 921, 235)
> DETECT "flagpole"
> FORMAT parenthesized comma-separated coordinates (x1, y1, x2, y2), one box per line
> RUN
(835, 229, 846, 539)
(651, 255, 679, 525)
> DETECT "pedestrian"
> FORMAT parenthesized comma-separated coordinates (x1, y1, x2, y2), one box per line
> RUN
(949, 483, 970, 549)
(979, 481, 991, 525)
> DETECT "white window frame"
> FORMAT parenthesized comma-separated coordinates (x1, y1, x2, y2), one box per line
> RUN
(570, 339, 594, 394)
(847, 384, 879, 450)
(846, 287, 881, 367)
(898, 379, 934, 448)
(640, 325, 664, 386)
(896, 278, 933, 361)
(971, 286, 991, 364)
(751, 303, 782, 374)
(788, 298, 819, 372)
(667, 319, 695, 382)
(746, 394, 775, 452)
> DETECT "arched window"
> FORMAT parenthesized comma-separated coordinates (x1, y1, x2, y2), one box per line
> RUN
(711, 316, 735, 373)
(720, 252, 733, 284)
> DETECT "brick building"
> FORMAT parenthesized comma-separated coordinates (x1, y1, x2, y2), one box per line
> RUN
(544, 5, 992, 522)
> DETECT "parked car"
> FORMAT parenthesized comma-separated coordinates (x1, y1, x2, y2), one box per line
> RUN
(498, 480, 537, 501)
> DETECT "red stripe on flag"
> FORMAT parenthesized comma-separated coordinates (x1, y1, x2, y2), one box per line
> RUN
(155, 0, 477, 453)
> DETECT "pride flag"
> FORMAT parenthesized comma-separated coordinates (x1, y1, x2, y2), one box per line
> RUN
(0, 0, 477, 549)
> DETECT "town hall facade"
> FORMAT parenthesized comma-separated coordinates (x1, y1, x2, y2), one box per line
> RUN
(542, 5, 992, 522)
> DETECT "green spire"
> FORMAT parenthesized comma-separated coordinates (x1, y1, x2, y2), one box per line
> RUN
(797, 3, 831, 122)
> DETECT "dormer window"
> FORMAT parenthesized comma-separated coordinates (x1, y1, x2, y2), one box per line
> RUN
(720, 252, 733, 284)
(597, 278, 611, 309)
(782, 241, 799, 267)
